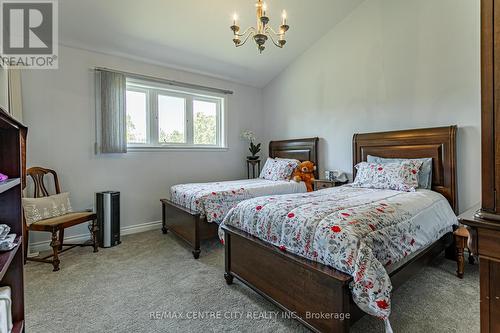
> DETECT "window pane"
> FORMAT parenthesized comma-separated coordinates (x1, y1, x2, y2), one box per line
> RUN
(126, 90, 147, 144)
(158, 95, 186, 144)
(193, 100, 217, 145)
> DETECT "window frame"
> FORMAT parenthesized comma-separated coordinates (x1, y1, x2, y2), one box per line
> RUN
(126, 78, 227, 151)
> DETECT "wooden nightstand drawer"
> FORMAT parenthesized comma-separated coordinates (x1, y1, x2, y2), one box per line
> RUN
(478, 228, 500, 260)
(312, 180, 349, 191)
(313, 180, 340, 191)
(316, 182, 333, 189)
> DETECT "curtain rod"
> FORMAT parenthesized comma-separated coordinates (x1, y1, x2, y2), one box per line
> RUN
(94, 67, 234, 95)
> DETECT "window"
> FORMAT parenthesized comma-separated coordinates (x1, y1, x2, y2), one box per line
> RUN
(125, 79, 226, 150)
(126, 89, 148, 144)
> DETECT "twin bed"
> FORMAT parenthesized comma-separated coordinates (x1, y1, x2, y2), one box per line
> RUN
(162, 126, 459, 332)
(161, 137, 319, 258)
(221, 126, 458, 332)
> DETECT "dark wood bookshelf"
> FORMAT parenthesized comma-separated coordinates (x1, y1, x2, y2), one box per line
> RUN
(0, 237, 21, 279)
(0, 108, 27, 332)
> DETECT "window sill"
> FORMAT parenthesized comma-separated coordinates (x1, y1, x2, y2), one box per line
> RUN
(127, 145, 229, 152)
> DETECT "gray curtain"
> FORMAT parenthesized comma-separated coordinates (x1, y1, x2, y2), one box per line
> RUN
(98, 70, 127, 153)
(0, 66, 8, 113)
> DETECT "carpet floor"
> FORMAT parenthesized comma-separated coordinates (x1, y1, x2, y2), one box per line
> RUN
(25, 230, 479, 333)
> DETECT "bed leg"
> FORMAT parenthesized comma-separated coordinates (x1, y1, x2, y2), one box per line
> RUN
(161, 202, 168, 234)
(192, 215, 201, 259)
(468, 253, 475, 265)
(224, 272, 234, 285)
(224, 230, 233, 284)
(444, 235, 456, 260)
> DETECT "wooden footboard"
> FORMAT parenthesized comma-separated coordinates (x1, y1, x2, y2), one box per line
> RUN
(223, 224, 452, 333)
(161, 199, 219, 258)
(223, 225, 363, 333)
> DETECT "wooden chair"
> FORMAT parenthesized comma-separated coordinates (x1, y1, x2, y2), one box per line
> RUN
(24, 167, 98, 271)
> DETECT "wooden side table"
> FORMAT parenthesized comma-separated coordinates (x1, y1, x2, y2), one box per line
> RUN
(313, 179, 348, 191)
(247, 159, 261, 179)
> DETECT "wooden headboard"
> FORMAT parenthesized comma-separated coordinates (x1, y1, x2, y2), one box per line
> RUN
(269, 137, 319, 179)
(352, 126, 458, 213)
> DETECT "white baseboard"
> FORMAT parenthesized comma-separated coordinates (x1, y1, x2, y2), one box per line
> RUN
(28, 220, 162, 253)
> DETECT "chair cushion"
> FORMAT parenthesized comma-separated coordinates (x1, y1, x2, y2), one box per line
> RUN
(30, 212, 95, 227)
(23, 193, 73, 225)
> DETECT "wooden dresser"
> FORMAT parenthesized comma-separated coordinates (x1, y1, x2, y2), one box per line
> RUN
(458, 0, 500, 332)
(459, 207, 500, 333)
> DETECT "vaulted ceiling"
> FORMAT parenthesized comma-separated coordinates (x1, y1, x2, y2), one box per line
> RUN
(59, 0, 364, 87)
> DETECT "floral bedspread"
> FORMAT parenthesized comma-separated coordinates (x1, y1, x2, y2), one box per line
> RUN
(170, 179, 305, 224)
(219, 185, 457, 323)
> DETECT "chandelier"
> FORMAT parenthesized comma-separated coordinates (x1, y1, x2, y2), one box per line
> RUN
(230, 0, 290, 54)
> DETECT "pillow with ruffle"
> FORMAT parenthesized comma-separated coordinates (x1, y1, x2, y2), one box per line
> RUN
(352, 160, 423, 192)
(260, 158, 300, 181)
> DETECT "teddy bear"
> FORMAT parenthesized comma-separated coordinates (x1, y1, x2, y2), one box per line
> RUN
(292, 161, 316, 192)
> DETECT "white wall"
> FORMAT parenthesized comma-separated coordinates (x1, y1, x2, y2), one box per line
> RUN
(263, 0, 481, 213)
(0, 68, 8, 112)
(22, 45, 263, 246)
(22, 0, 481, 247)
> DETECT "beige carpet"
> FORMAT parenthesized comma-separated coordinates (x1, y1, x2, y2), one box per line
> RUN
(25, 230, 479, 332)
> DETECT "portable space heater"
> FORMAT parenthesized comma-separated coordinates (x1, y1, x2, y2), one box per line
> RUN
(96, 191, 121, 248)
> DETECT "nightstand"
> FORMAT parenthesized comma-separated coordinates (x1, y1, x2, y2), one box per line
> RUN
(312, 179, 348, 191)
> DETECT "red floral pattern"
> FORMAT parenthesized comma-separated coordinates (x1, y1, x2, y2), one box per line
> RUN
(331, 226, 342, 233)
(260, 158, 300, 181)
(171, 181, 252, 223)
(376, 300, 389, 310)
(171, 179, 306, 224)
(353, 161, 423, 192)
(219, 186, 457, 320)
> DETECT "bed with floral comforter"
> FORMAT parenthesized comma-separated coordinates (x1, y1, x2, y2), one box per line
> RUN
(170, 179, 306, 224)
(219, 185, 457, 328)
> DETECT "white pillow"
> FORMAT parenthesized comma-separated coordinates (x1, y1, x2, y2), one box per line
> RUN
(275, 157, 300, 163)
(22, 192, 73, 225)
(260, 158, 299, 181)
(352, 160, 422, 192)
(367, 155, 433, 189)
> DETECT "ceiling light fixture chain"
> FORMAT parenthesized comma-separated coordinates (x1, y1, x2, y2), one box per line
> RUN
(231, 0, 289, 54)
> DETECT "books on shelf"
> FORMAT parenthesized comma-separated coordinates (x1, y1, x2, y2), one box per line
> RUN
(0, 225, 9, 240)
(0, 225, 16, 251)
